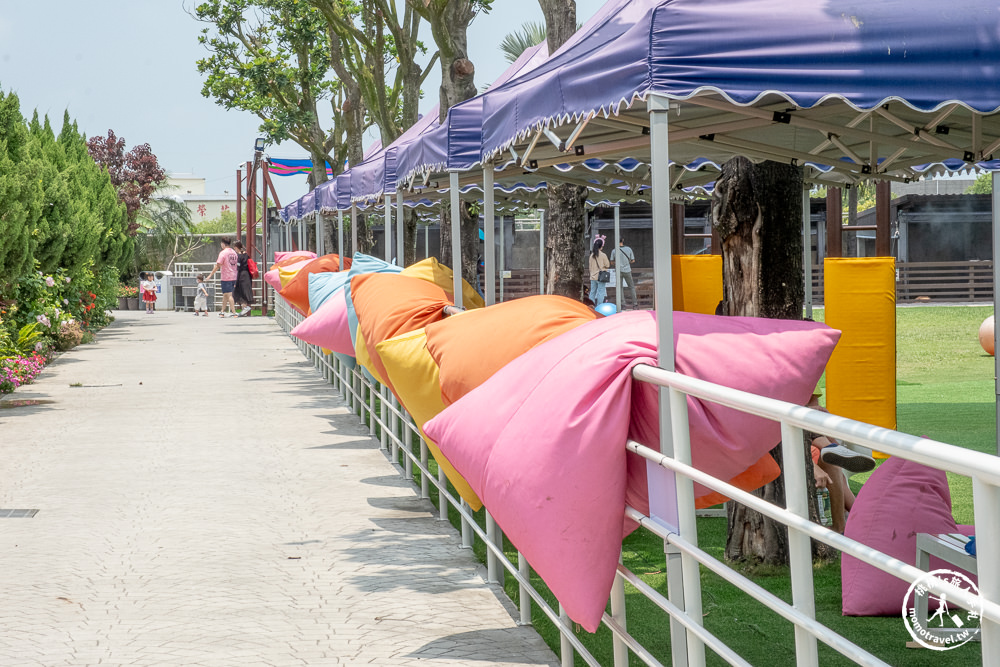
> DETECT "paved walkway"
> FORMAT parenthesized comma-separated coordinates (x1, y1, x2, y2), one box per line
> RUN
(0, 310, 557, 667)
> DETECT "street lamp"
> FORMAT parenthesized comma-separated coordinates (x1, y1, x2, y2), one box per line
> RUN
(254, 137, 265, 153)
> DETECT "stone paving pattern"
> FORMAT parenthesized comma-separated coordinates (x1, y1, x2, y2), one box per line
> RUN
(0, 310, 558, 667)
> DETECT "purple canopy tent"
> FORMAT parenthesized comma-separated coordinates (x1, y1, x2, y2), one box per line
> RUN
(467, 1, 1000, 661)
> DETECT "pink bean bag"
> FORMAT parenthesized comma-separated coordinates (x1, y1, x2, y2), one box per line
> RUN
(841, 457, 975, 616)
(289, 290, 354, 356)
(274, 250, 316, 263)
(423, 310, 839, 632)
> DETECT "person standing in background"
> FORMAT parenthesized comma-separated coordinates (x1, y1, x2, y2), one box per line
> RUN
(232, 241, 254, 317)
(206, 238, 238, 318)
(612, 237, 637, 309)
(587, 237, 610, 306)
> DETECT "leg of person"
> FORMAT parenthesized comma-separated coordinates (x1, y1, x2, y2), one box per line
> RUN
(820, 440, 876, 473)
(818, 459, 847, 533)
(589, 280, 599, 304)
(624, 271, 637, 309)
(596, 281, 607, 305)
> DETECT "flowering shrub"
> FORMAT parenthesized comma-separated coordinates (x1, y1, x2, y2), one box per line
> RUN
(118, 285, 139, 298)
(55, 320, 85, 351)
(1, 262, 118, 357)
(0, 353, 47, 395)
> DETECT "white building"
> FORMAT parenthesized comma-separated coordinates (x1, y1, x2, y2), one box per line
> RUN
(161, 175, 238, 223)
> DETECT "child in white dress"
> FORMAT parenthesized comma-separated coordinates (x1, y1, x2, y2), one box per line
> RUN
(194, 274, 209, 316)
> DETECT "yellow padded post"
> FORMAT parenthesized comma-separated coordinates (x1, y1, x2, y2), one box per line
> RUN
(824, 257, 896, 440)
(672, 255, 723, 314)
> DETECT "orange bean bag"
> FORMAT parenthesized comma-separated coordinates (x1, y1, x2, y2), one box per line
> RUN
(424, 295, 600, 406)
(278, 253, 353, 315)
(350, 272, 454, 395)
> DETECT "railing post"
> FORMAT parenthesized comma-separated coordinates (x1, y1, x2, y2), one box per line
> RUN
(669, 388, 705, 665)
(973, 477, 1000, 663)
(461, 499, 473, 549)
(437, 468, 448, 521)
(420, 440, 429, 499)
(379, 385, 388, 451)
(518, 553, 532, 626)
(780, 421, 819, 666)
(610, 554, 628, 666)
(486, 511, 500, 583)
(559, 604, 574, 667)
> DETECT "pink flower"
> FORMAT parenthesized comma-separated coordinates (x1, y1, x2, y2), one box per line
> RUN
(36, 314, 50, 327)
(65, 277, 71, 283)
(45, 276, 55, 287)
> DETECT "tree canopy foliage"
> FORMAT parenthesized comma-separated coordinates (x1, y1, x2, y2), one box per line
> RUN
(196, 0, 347, 188)
(86, 129, 166, 234)
(965, 172, 993, 194)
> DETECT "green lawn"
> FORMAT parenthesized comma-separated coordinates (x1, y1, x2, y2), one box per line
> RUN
(383, 305, 995, 666)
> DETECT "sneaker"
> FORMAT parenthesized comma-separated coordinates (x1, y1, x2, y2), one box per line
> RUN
(821, 444, 876, 473)
(240, 306, 251, 316)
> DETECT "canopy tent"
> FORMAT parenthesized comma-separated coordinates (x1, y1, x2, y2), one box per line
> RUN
(477, 0, 1000, 185)
(395, 43, 550, 187)
(349, 109, 442, 206)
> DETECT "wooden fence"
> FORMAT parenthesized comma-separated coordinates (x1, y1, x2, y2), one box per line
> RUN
(494, 260, 996, 306)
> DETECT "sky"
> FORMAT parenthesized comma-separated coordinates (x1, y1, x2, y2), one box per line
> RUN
(0, 0, 604, 208)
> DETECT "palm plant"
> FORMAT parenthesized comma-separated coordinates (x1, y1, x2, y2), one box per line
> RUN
(498, 21, 547, 63)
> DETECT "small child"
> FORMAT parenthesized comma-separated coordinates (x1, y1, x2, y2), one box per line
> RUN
(194, 274, 210, 316)
(139, 272, 157, 314)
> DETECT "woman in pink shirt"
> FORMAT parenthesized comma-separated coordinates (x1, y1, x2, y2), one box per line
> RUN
(206, 237, 239, 317)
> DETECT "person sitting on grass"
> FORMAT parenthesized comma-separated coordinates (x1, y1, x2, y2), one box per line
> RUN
(806, 393, 876, 533)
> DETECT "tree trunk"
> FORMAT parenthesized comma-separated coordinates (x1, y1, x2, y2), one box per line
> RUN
(538, 0, 588, 298)
(544, 183, 588, 299)
(438, 202, 478, 285)
(712, 157, 804, 565)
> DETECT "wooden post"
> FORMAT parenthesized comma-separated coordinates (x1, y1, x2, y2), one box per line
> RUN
(876, 180, 891, 257)
(826, 187, 842, 258)
(236, 168, 243, 243)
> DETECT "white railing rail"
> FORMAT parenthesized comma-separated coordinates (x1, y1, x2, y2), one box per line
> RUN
(174, 262, 264, 310)
(271, 293, 998, 667)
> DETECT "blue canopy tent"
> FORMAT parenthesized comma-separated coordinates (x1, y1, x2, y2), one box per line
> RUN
(465, 1, 1000, 661)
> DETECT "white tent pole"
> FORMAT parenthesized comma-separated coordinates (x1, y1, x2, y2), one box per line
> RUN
(397, 189, 405, 268)
(449, 171, 462, 307)
(803, 181, 813, 319)
(316, 212, 324, 255)
(484, 167, 496, 306)
(614, 205, 622, 312)
(539, 209, 546, 295)
(385, 194, 393, 263)
(649, 93, 705, 667)
(351, 204, 358, 257)
(337, 209, 344, 259)
(993, 170, 1000, 456)
(499, 210, 505, 302)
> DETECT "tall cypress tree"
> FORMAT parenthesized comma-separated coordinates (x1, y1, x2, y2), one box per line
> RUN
(28, 112, 72, 273)
(0, 90, 42, 289)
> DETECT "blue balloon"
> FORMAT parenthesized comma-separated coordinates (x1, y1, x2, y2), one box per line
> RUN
(595, 302, 617, 316)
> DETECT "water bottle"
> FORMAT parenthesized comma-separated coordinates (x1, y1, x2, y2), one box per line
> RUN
(816, 488, 832, 526)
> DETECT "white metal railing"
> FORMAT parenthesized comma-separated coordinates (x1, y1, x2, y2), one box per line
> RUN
(174, 262, 264, 311)
(271, 293, 999, 666)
